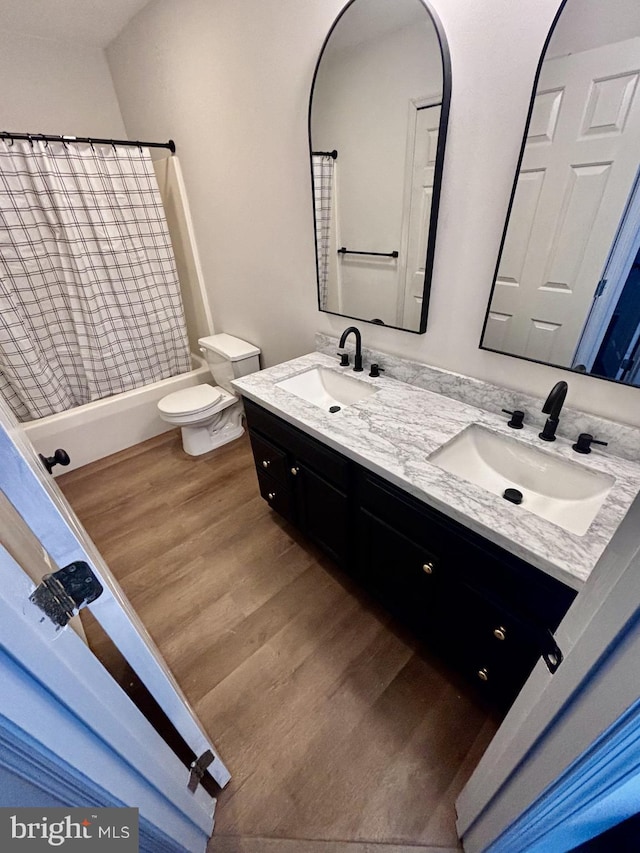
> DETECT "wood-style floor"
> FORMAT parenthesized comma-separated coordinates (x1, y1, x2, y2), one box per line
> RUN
(58, 430, 499, 853)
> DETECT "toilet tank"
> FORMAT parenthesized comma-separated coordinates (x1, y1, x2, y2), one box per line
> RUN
(198, 334, 261, 394)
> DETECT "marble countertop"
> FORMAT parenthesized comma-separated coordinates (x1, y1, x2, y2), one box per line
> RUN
(233, 352, 640, 591)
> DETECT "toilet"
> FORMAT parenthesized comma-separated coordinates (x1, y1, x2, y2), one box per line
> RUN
(157, 333, 261, 456)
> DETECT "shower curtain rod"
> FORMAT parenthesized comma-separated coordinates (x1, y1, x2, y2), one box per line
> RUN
(0, 131, 176, 153)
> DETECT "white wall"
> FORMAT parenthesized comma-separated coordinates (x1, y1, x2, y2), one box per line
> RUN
(0, 29, 126, 137)
(107, 0, 328, 368)
(106, 0, 640, 428)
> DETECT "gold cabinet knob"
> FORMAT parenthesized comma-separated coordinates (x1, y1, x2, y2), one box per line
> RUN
(267, 492, 276, 501)
(262, 459, 270, 468)
(493, 626, 507, 641)
(422, 562, 434, 575)
(477, 668, 489, 682)
(290, 466, 299, 476)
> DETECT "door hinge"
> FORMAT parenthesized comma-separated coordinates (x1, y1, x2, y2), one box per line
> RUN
(30, 561, 103, 628)
(188, 750, 214, 792)
(594, 278, 607, 299)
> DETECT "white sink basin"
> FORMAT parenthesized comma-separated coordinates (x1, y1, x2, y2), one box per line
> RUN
(428, 424, 615, 536)
(276, 367, 377, 411)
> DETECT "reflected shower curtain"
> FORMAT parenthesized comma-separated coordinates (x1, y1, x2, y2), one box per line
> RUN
(312, 154, 334, 309)
(0, 140, 191, 421)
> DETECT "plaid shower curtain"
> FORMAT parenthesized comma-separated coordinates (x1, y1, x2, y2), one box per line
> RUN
(312, 154, 335, 310)
(0, 140, 191, 421)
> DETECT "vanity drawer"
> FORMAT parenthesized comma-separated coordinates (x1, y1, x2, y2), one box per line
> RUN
(459, 646, 539, 709)
(434, 579, 544, 705)
(441, 580, 540, 657)
(249, 429, 289, 485)
(256, 469, 294, 523)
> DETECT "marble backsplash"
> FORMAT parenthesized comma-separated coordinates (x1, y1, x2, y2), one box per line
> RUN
(316, 333, 640, 463)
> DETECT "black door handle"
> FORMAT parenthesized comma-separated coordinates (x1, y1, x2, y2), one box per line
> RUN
(39, 449, 71, 474)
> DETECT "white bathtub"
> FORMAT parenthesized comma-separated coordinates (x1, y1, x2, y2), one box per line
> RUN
(23, 356, 211, 474)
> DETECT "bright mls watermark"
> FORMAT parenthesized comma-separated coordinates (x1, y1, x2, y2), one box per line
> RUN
(0, 808, 138, 850)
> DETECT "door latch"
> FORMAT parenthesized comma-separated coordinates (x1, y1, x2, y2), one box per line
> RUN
(30, 561, 103, 628)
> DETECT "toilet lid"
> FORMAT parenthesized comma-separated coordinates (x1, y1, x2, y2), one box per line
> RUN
(158, 384, 223, 416)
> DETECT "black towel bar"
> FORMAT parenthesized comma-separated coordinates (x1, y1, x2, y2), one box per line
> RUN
(338, 247, 398, 258)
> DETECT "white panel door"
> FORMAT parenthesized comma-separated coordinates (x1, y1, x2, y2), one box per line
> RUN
(0, 534, 214, 852)
(0, 394, 230, 794)
(400, 103, 440, 330)
(486, 37, 640, 364)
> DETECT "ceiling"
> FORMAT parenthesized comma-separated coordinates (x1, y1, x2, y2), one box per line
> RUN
(545, 0, 640, 58)
(0, 0, 151, 48)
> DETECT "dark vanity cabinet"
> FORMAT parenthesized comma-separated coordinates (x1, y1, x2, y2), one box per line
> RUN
(246, 399, 350, 566)
(244, 399, 577, 708)
(357, 470, 576, 706)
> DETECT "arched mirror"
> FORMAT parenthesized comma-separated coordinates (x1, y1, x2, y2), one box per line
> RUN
(481, 0, 640, 386)
(309, 0, 450, 333)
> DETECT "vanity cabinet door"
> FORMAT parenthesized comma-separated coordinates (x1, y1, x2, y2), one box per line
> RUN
(245, 399, 352, 564)
(295, 465, 349, 566)
(357, 509, 440, 630)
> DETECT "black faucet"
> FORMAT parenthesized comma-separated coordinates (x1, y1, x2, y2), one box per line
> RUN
(539, 381, 568, 442)
(338, 326, 363, 372)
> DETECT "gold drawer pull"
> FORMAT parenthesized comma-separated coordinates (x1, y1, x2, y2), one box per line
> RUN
(493, 626, 507, 641)
(477, 668, 489, 682)
(267, 492, 276, 501)
(262, 459, 271, 469)
(422, 561, 434, 575)
(290, 466, 299, 476)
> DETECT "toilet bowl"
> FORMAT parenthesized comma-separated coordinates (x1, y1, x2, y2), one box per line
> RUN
(157, 334, 261, 456)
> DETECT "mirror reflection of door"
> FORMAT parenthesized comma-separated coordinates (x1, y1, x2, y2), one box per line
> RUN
(480, 0, 640, 387)
(574, 174, 640, 381)
(309, 0, 449, 333)
(400, 100, 440, 329)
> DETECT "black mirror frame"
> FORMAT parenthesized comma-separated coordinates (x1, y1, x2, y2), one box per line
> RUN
(308, 0, 452, 335)
(477, 0, 631, 387)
